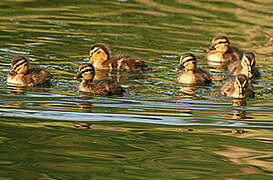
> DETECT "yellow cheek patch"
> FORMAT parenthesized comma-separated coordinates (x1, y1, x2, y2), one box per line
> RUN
(235, 78, 242, 88)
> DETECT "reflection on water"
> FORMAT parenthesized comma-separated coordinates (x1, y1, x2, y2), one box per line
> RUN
(215, 144, 273, 174)
(0, 0, 272, 178)
(1, 118, 273, 179)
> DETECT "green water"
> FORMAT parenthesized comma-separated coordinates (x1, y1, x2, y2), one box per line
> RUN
(0, 0, 273, 179)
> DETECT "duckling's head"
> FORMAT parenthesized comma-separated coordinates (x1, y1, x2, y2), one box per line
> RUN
(11, 56, 29, 74)
(89, 43, 110, 64)
(75, 64, 95, 82)
(241, 52, 256, 78)
(234, 74, 249, 98)
(209, 36, 229, 53)
(177, 53, 197, 71)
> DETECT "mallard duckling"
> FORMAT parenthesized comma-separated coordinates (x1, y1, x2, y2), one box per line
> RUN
(7, 56, 53, 87)
(88, 43, 150, 71)
(177, 53, 211, 85)
(75, 63, 125, 95)
(207, 36, 243, 64)
(221, 74, 255, 98)
(228, 52, 260, 78)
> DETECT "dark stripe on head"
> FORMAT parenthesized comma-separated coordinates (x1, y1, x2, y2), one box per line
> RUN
(245, 52, 255, 65)
(11, 56, 28, 71)
(90, 43, 110, 57)
(11, 56, 28, 66)
(79, 64, 95, 74)
(180, 53, 196, 64)
(212, 36, 229, 45)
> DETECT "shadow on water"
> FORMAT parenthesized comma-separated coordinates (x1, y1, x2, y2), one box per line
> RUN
(0, 0, 272, 178)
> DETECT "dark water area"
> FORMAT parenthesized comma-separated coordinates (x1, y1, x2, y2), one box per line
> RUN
(0, 0, 272, 179)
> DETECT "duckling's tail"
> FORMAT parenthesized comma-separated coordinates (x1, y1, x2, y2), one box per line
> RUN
(137, 63, 152, 71)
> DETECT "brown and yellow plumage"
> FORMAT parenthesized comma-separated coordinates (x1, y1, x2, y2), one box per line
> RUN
(221, 74, 255, 98)
(177, 53, 211, 85)
(75, 63, 125, 96)
(228, 52, 260, 78)
(7, 56, 53, 87)
(207, 36, 243, 64)
(88, 43, 150, 71)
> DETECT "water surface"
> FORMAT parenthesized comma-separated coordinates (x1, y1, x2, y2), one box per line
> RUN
(0, 0, 273, 179)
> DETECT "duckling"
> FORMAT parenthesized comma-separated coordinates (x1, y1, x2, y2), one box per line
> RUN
(177, 53, 211, 85)
(207, 36, 243, 64)
(7, 56, 53, 87)
(221, 74, 255, 98)
(228, 52, 260, 78)
(88, 43, 150, 71)
(75, 63, 125, 96)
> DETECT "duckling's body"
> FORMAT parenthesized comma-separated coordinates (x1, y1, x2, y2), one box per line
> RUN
(79, 79, 124, 96)
(228, 52, 260, 78)
(75, 64, 124, 96)
(177, 68, 211, 85)
(207, 36, 243, 64)
(89, 43, 150, 71)
(177, 53, 211, 85)
(221, 74, 255, 98)
(7, 56, 52, 87)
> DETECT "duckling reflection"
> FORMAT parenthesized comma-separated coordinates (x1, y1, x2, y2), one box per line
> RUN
(7, 56, 53, 87)
(207, 36, 243, 65)
(232, 99, 247, 120)
(89, 43, 151, 71)
(207, 64, 227, 82)
(179, 85, 198, 96)
(228, 52, 260, 78)
(8, 85, 51, 96)
(75, 64, 125, 96)
(221, 74, 255, 98)
(73, 122, 92, 129)
(177, 53, 211, 85)
(76, 98, 94, 113)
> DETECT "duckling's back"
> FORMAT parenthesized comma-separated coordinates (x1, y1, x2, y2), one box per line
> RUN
(79, 79, 124, 96)
(106, 54, 150, 71)
(7, 67, 52, 87)
(224, 46, 243, 63)
(221, 78, 236, 97)
(221, 77, 255, 98)
(228, 60, 261, 78)
(227, 60, 243, 75)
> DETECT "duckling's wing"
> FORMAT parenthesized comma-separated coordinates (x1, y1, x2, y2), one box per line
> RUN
(26, 68, 53, 86)
(229, 46, 243, 61)
(110, 54, 150, 71)
(221, 77, 235, 95)
(92, 80, 124, 95)
(84, 82, 109, 95)
(245, 83, 255, 98)
(196, 68, 211, 84)
(253, 67, 261, 78)
(227, 61, 242, 75)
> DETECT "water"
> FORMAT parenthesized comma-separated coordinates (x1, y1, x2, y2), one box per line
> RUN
(0, 0, 273, 179)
